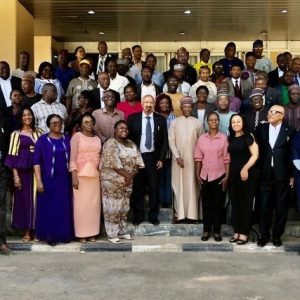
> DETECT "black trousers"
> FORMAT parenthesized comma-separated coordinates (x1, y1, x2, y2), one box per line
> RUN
(259, 170, 289, 239)
(228, 169, 257, 236)
(0, 162, 9, 246)
(130, 152, 159, 222)
(201, 175, 225, 234)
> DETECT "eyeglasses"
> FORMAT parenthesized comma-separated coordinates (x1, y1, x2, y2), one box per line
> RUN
(268, 110, 283, 115)
(50, 121, 63, 126)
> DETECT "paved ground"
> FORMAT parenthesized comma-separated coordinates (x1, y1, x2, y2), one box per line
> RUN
(1, 251, 299, 300)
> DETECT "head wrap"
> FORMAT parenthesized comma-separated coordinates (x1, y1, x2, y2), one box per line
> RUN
(288, 84, 300, 93)
(180, 95, 193, 105)
(22, 74, 35, 83)
(79, 59, 91, 67)
(116, 58, 128, 66)
(173, 64, 185, 71)
(217, 89, 229, 98)
(249, 88, 264, 99)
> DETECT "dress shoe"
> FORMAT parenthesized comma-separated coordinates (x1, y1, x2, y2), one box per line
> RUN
(47, 241, 57, 247)
(257, 238, 268, 247)
(214, 234, 222, 242)
(201, 233, 210, 241)
(272, 238, 282, 247)
(149, 218, 160, 226)
(132, 220, 144, 226)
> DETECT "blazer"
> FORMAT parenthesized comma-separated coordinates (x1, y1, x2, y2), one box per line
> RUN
(191, 102, 216, 128)
(93, 53, 113, 80)
(268, 68, 282, 88)
(127, 112, 168, 162)
(256, 122, 293, 181)
(226, 78, 252, 101)
(136, 82, 162, 101)
(0, 76, 22, 110)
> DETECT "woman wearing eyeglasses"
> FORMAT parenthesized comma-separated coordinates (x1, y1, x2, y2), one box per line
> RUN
(70, 112, 101, 243)
(228, 113, 259, 245)
(33, 114, 74, 246)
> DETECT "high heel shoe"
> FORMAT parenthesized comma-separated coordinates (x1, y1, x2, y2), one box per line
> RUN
(229, 237, 238, 243)
(236, 239, 248, 245)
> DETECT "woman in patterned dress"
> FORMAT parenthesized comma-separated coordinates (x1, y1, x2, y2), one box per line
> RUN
(101, 120, 144, 244)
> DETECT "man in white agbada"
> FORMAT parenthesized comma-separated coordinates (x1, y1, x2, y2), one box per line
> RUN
(168, 96, 204, 222)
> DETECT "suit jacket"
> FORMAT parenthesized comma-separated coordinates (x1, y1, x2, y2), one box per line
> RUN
(191, 102, 215, 126)
(136, 82, 162, 101)
(265, 87, 281, 108)
(93, 53, 113, 80)
(226, 78, 252, 101)
(268, 68, 282, 88)
(0, 76, 22, 110)
(90, 87, 120, 109)
(127, 112, 168, 162)
(256, 122, 293, 181)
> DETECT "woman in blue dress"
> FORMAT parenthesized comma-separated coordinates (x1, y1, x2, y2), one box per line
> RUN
(33, 114, 74, 246)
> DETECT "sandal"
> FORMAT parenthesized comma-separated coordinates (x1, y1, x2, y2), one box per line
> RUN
(88, 237, 96, 242)
(118, 234, 134, 240)
(108, 238, 122, 244)
(78, 238, 87, 243)
(22, 236, 31, 243)
(0, 244, 13, 255)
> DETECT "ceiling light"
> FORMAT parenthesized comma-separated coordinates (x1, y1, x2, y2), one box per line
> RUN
(98, 31, 105, 35)
(88, 10, 95, 14)
(184, 10, 191, 14)
(260, 30, 268, 36)
(179, 31, 186, 35)
(281, 9, 288, 14)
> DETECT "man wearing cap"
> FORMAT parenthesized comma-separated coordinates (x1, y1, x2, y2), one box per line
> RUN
(256, 105, 294, 247)
(243, 88, 268, 133)
(163, 64, 191, 95)
(165, 76, 184, 117)
(219, 42, 244, 78)
(21, 74, 42, 108)
(65, 59, 97, 113)
(168, 96, 204, 223)
(116, 58, 136, 86)
(176, 47, 197, 85)
(252, 39, 273, 73)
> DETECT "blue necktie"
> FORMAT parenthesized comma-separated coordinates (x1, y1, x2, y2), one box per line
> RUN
(145, 116, 152, 150)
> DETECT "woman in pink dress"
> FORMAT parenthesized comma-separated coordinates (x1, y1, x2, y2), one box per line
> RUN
(70, 112, 101, 243)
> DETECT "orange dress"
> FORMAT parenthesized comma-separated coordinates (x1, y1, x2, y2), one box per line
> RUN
(70, 132, 101, 238)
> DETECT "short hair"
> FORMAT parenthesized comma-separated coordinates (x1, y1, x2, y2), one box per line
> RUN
(200, 48, 210, 56)
(16, 107, 36, 130)
(74, 46, 85, 55)
(38, 61, 55, 78)
(253, 39, 263, 48)
(124, 83, 137, 95)
(230, 62, 242, 70)
(199, 65, 210, 72)
(206, 111, 220, 122)
(225, 42, 236, 50)
(245, 51, 256, 59)
(196, 85, 209, 95)
(98, 40, 107, 46)
(277, 53, 286, 60)
(42, 83, 57, 94)
(141, 65, 153, 74)
(145, 53, 157, 63)
(77, 112, 96, 128)
(10, 89, 23, 99)
(104, 57, 117, 71)
(155, 93, 173, 113)
(46, 114, 63, 128)
(114, 120, 127, 130)
(19, 51, 30, 57)
(57, 49, 69, 56)
(79, 90, 94, 108)
(132, 45, 141, 51)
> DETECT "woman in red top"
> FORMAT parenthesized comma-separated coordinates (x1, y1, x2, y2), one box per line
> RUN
(116, 84, 143, 120)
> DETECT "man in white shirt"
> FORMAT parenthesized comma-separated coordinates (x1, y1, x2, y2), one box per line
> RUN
(11, 51, 36, 79)
(94, 41, 111, 77)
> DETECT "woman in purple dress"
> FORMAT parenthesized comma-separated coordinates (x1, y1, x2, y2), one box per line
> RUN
(33, 114, 74, 246)
(5, 107, 42, 242)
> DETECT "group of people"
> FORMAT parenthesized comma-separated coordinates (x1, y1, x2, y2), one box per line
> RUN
(1, 38, 300, 255)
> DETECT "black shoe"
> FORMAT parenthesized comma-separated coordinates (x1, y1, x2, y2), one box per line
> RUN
(201, 233, 210, 241)
(132, 219, 144, 226)
(236, 239, 248, 245)
(257, 238, 268, 247)
(214, 234, 222, 242)
(149, 218, 160, 226)
(272, 238, 282, 247)
(47, 241, 57, 247)
(229, 237, 238, 243)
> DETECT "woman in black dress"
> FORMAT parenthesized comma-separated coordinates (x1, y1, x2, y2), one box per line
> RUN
(228, 114, 259, 245)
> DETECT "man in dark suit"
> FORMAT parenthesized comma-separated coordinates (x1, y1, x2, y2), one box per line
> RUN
(127, 95, 168, 225)
(136, 66, 162, 101)
(93, 41, 112, 80)
(267, 53, 288, 88)
(91, 72, 120, 109)
(0, 61, 22, 110)
(256, 105, 294, 247)
(255, 77, 281, 108)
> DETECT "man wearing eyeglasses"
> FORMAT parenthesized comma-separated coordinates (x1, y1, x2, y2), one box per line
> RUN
(252, 40, 273, 74)
(256, 105, 293, 247)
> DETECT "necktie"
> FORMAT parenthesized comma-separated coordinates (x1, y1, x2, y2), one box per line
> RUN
(235, 80, 239, 90)
(145, 116, 152, 150)
(294, 75, 299, 86)
(234, 79, 242, 98)
(98, 57, 104, 72)
(254, 111, 259, 129)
